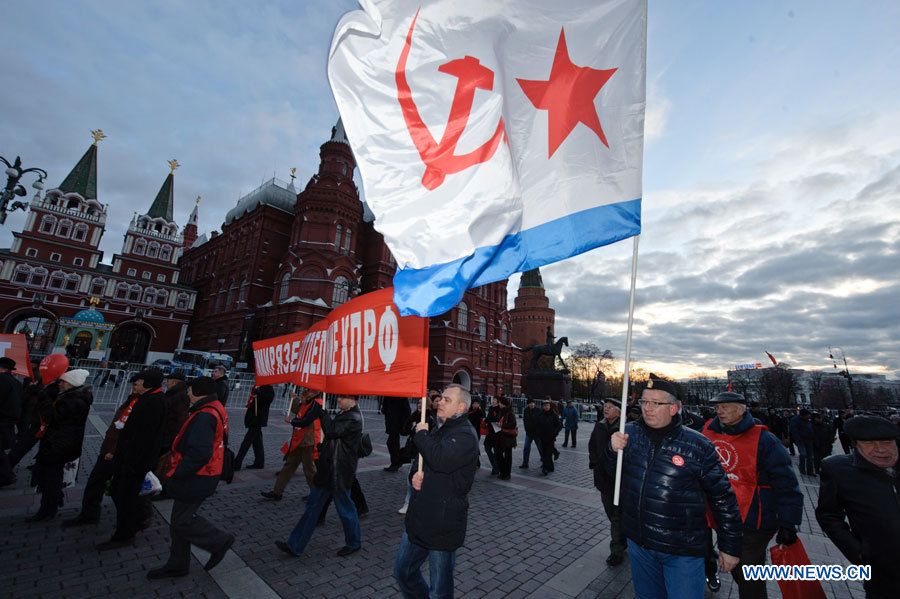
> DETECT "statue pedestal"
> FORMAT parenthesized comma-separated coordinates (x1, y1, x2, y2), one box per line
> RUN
(524, 369, 571, 401)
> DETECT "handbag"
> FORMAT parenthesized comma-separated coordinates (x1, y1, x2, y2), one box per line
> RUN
(358, 433, 373, 458)
(769, 539, 827, 599)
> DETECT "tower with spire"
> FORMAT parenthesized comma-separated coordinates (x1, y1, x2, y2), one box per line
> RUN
(183, 196, 200, 249)
(509, 267, 557, 353)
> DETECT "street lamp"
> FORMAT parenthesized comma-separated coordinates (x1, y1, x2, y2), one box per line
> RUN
(828, 346, 855, 409)
(1, 155, 47, 225)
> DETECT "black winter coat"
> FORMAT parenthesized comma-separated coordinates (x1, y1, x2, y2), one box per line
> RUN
(165, 396, 224, 500)
(244, 385, 274, 428)
(36, 384, 92, 465)
(706, 412, 803, 531)
(406, 414, 478, 551)
(604, 415, 742, 557)
(295, 403, 363, 492)
(534, 409, 562, 442)
(789, 415, 814, 443)
(467, 406, 484, 438)
(0, 371, 23, 424)
(382, 396, 412, 435)
(214, 376, 229, 406)
(816, 452, 900, 594)
(161, 382, 190, 453)
(523, 406, 540, 437)
(19, 382, 43, 431)
(115, 388, 166, 475)
(492, 408, 518, 449)
(588, 417, 620, 490)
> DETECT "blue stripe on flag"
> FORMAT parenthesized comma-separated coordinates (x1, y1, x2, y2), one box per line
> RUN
(392, 198, 641, 317)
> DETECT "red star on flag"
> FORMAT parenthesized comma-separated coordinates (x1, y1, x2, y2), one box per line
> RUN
(517, 28, 617, 157)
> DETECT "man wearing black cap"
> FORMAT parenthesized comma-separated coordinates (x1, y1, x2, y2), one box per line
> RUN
(97, 368, 167, 550)
(703, 391, 803, 599)
(608, 376, 742, 598)
(816, 415, 900, 598)
(588, 398, 626, 566)
(0, 356, 24, 487)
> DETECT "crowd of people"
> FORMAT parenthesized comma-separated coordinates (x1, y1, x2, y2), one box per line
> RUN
(2, 355, 899, 597)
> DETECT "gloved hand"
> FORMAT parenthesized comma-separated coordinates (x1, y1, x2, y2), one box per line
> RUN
(776, 527, 798, 546)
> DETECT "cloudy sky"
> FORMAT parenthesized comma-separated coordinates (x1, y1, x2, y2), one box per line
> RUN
(2, 1, 898, 379)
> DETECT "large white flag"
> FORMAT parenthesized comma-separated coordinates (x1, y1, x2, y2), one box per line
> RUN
(329, 0, 646, 316)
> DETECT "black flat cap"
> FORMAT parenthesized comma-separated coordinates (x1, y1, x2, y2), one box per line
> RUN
(165, 371, 186, 381)
(845, 415, 900, 441)
(644, 374, 678, 397)
(710, 392, 747, 405)
(0, 357, 16, 370)
(603, 398, 622, 408)
(134, 368, 164, 389)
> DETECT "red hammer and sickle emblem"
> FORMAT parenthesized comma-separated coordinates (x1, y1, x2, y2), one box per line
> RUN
(395, 10, 506, 190)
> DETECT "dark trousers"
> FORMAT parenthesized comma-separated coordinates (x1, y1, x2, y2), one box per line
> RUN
(484, 436, 498, 473)
(166, 496, 231, 571)
(538, 439, 555, 472)
(839, 432, 851, 454)
(8, 426, 39, 467)
(79, 457, 117, 520)
(730, 528, 776, 599)
(34, 462, 64, 516)
(496, 446, 512, 477)
(110, 471, 150, 540)
(387, 431, 402, 468)
(323, 478, 368, 517)
(599, 482, 626, 557)
(235, 426, 264, 468)
(0, 423, 16, 485)
(563, 428, 577, 447)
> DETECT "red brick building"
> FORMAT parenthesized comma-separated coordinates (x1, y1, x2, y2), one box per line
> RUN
(509, 268, 558, 392)
(0, 136, 197, 363)
(180, 121, 522, 395)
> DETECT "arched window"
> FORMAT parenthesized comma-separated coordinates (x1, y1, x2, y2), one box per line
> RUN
(47, 271, 65, 290)
(176, 293, 190, 310)
(40, 215, 57, 234)
(160, 245, 172, 261)
(142, 287, 157, 304)
(133, 238, 147, 255)
(30, 267, 47, 287)
(64, 273, 80, 292)
(56, 219, 73, 238)
(147, 241, 160, 258)
(332, 276, 350, 307)
(334, 224, 343, 251)
(155, 289, 169, 307)
(342, 228, 351, 255)
(279, 271, 291, 302)
(239, 278, 248, 305)
(457, 302, 468, 331)
(91, 277, 106, 297)
(73, 223, 89, 242)
(128, 284, 141, 302)
(478, 316, 486, 341)
(13, 265, 31, 284)
(115, 282, 129, 299)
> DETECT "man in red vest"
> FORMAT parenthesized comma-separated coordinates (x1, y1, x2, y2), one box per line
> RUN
(261, 388, 322, 501)
(703, 391, 803, 598)
(146, 376, 234, 579)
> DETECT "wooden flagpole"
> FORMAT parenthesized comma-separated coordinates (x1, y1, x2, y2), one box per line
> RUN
(613, 235, 640, 506)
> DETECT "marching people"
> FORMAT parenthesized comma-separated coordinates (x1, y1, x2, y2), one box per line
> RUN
(789, 408, 815, 476)
(393, 384, 479, 599)
(535, 399, 562, 475)
(811, 412, 834, 475)
(28, 369, 93, 522)
(835, 409, 853, 454)
(97, 369, 167, 550)
(63, 375, 146, 527)
(483, 396, 500, 475)
(608, 377, 742, 598)
(562, 400, 579, 448)
(0, 357, 24, 487)
(234, 384, 274, 470)
(212, 365, 229, 406)
(587, 398, 627, 566)
(398, 397, 437, 514)
(147, 376, 234, 579)
(816, 415, 900, 598)
(519, 397, 540, 469)
(382, 393, 412, 472)
(275, 394, 363, 558)
(493, 396, 517, 480)
(702, 391, 803, 599)
(262, 388, 322, 501)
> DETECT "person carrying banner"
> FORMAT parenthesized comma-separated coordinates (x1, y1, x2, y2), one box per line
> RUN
(234, 384, 274, 470)
(262, 389, 322, 501)
(0, 357, 24, 487)
(588, 398, 626, 566)
(275, 394, 363, 558)
(608, 377, 742, 598)
(382, 394, 412, 472)
(702, 391, 803, 599)
(394, 384, 479, 599)
(816, 415, 900, 598)
(147, 376, 234, 579)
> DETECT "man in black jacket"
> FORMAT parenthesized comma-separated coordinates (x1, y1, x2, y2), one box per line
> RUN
(382, 395, 412, 472)
(535, 399, 562, 475)
(588, 398, 626, 566)
(394, 384, 478, 599)
(212, 365, 229, 406)
(234, 384, 274, 470)
(608, 377, 742, 598)
(519, 398, 540, 469)
(276, 394, 363, 558)
(816, 415, 900, 598)
(0, 357, 24, 487)
(97, 368, 167, 550)
(147, 376, 234, 579)
(160, 372, 190, 455)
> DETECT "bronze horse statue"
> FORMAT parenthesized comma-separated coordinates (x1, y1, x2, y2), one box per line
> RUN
(523, 336, 569, 371)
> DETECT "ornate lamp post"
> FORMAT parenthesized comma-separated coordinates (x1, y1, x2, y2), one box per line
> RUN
(828, 346, 855, 409)
(0, 155, 47, 225)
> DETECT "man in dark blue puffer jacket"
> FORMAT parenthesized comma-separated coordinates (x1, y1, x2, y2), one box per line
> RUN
(608, 377, 742, 598)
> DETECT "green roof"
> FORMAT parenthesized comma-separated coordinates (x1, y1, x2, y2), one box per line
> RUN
(57, 144, 98, 199)
(520, 268, 544, 289)
(147, 173, 174, 221)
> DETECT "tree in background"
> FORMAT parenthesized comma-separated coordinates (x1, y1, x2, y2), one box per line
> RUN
(760, 365, 799, 407)
(567, 342, 614, 400)
(813, 376, 850, 409)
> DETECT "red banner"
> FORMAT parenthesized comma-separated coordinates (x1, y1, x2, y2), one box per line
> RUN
(0, 334, 35, 379)
(251, 287, 429, 397)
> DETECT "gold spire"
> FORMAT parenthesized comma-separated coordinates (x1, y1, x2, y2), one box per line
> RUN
(91, 129, 107, 146)
(195, 195, 201, 205)
(289, 167, 297, 182)
(168, 159, 180, 174)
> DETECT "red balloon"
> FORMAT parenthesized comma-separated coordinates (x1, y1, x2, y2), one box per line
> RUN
(39, 354, 69, 383)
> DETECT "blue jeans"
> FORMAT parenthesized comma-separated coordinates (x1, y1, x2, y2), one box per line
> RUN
(627, 539, 704, 599)
(286, 485, 360, 554)
(521, 433, 534, 466)
(394, 532, 456, 599)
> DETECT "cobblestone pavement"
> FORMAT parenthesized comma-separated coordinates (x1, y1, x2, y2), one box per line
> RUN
(0, 407, 865, 598)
